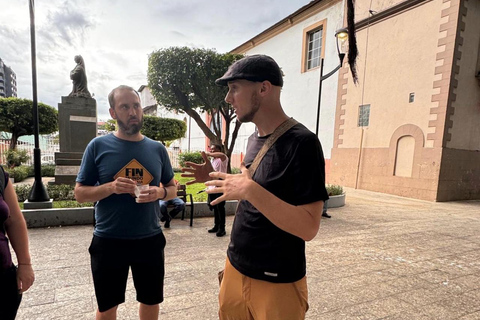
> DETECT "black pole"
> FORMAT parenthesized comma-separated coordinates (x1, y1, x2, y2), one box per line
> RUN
(315, 53, 345, 136)
(28, 0, 49, 202)
(315, 58, 325, 136)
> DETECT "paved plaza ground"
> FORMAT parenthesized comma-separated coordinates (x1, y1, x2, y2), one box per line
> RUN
(14, 187, 480, 319)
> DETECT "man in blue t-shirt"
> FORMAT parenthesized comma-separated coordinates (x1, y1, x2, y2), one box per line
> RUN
(75, 85, 176, 320)
(182, 55, 329, 319)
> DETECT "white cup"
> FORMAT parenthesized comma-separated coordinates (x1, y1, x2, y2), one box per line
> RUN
(135, 184, 149, 200)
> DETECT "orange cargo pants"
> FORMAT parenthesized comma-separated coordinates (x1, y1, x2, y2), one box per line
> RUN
(218, 258, 309, 320)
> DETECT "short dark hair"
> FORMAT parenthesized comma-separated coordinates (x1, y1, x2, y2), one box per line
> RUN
(215, 55, 283, 87)
(108, 85, 140, 109)
(210, 143, 222, 151)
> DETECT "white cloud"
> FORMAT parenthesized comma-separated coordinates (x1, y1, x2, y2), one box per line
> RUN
(0, 0, 311, 120)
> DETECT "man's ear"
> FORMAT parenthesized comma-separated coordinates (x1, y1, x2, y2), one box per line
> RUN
(259, 81, 272, 95)
(109, 108, 116, 119)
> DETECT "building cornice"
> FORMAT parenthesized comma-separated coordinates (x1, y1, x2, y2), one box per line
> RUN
(355, 0, 433, 30)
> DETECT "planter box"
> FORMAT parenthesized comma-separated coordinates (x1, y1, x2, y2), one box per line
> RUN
(327, 193, 346, 208)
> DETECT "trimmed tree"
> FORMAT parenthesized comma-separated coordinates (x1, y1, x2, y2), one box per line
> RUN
(148, 47, 244, 172)
(141, 116, 187, 145)
(0, 97, 58, 150)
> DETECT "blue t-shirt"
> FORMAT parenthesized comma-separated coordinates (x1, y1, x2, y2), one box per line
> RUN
(76, 134, 174, 239)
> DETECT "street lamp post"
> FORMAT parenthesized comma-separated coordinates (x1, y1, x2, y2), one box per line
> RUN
(315, 28, 349, 136)
(27, 0, 49, 202)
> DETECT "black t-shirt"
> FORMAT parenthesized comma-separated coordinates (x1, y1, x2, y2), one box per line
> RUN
(227, 123, 329, 283)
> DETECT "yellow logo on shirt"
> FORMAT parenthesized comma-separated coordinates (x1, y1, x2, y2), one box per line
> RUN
(114, 159, 153, 185)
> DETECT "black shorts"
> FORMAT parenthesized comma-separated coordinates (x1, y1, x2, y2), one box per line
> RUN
(89, 233, 166, 312)
(0, 265, 22, 320)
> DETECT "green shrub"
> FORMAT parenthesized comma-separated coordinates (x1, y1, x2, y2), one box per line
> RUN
(47, 184, 75, 201)
(14, 184, 76, 202)
(41, 165, 56, 177)
(178, 151, 203, 167)
(53, 201, 93, 208)
(5, 149, 30, 168)
(326, 184, 344, 196)
(14, 184, 31, 202)
(231, 167, 241, 174)
(27, 164, 55, 177)
(6, 166, 30, 183)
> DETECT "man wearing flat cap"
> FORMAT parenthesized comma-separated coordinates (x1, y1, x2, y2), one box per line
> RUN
(182, 54, 329, 319)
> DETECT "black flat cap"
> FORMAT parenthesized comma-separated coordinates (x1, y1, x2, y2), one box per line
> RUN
(215, 54, 283, 87)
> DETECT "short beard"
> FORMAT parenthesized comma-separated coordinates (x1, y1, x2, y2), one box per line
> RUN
(238, 91, 260, 123)
(116, 117, 143, 136)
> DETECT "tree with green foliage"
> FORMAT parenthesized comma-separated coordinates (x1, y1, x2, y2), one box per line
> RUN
(0, 97, 58, 150)
(141, 116, 187, 145)
(148, 47, 244, 171)
(99, 119, 116, 132)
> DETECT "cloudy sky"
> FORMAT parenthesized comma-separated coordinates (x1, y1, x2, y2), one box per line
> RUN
(0, 0, 311, 120)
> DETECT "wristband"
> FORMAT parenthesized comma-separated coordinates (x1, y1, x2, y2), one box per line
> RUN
(158, 186, 167, 200)
(18, 263, 32, 266)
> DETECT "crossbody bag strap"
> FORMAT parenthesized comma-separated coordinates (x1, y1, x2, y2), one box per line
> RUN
(248, 117, 298, 176)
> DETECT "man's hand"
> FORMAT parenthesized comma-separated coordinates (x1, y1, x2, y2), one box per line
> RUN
(111, 177, 136, 195)
(181, 151, 214, 185)
(205, 164, 255, 205)
(136, 186, 161, 203)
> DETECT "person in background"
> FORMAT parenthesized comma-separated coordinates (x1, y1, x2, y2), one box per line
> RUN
(159, 180, 185, 228)
(205, 144, 228, 237)
(322, 199, 331, 218)
(0, 165, 35, 320)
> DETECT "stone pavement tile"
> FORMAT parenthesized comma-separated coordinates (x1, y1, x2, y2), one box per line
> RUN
(441, 274, 480, 294)
(348, 282, 401, 304)
(34, 266, 92, 289)
(16, 298, 94, 320)
(395, 286, 451, 307)
(188, 289, 219, 310)
(159, 303, 218, 320)
(307, 291, 358, 315)
(53, 311, 96, 320)
(436, 293, 480, 317)
(160, 292, 197, 314)
(465, 288, 480, 301)
(384, 260, 439, 277)
(435, 256, 479, 278)
(421, 301, 471, 320)
(459, 312, 480, 320)
(54, 284, 94, 302)
(307, 303, 377, 320)
(20, 289, 55, 308)
(416, 269, 452, 285)
(164, 279, 210, 297)
(381, 308, 433, 320)
(359, 296, 422, 318)
(311, 270, 398, 294)
(385, 274, 436, 292)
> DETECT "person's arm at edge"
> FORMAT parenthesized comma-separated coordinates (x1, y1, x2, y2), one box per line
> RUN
(3, 181, 35, 293)
(205, 151, 227, 161)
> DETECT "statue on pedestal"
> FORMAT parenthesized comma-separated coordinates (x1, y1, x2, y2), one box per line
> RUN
(68, 55, 91, 98)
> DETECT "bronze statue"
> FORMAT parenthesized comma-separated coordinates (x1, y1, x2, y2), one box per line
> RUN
(68, 55, 91, 98)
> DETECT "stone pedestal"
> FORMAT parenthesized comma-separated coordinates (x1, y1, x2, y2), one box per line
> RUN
(24, 199, 53, 209)
(50, 97, 97, 185)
